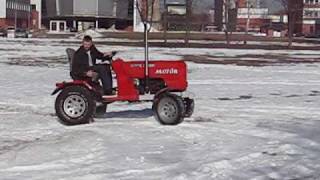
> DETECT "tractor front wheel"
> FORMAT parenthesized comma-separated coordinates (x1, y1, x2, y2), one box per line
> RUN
(153, 93, 185, 125)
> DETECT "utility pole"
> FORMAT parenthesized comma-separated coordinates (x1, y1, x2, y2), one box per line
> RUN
(163, 0, 167, 44)
(245, 0, 252, 45)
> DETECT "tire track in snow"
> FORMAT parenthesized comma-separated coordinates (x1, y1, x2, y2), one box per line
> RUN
(0, 102, 55, 117)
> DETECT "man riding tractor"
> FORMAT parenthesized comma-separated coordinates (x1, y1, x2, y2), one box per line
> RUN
(52, 36, 194, 126)
(72, 35, 113, 95)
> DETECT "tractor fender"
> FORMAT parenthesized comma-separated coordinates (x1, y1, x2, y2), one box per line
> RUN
(154, 88, 170, 100)
(51, 81, 94, 96)
(51, 87, 63, 96)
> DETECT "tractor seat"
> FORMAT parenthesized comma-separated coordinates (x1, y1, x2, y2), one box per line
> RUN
(66, 48, 77, 80)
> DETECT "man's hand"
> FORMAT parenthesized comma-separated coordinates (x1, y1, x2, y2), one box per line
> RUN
(103, 52, 112, 57)
(86, 70, 98, 78)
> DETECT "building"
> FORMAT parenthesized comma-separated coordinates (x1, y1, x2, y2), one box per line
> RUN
(30, 0, 41, 29)
(0, 0, 32, 29)
(214, 0, 269, 32)
(237, 0, 270, 31)
(42, 0, 134, 32)
(302, 0, 320, 35)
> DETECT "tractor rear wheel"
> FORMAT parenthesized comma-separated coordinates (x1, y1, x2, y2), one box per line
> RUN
(55, 86, 96, 125)
(153, 93, 185, 125)
(183, 98, 195, 118)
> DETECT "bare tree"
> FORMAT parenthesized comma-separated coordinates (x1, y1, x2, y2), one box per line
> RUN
(244, 0, 255, 45)
(224, 0, 237, 46)
(278, 0, 302, 48)
(136, 0, 156, 27)
(152, 0, 161, 30)
(185, 0, 193, 45)
(224, 0, 231, 45)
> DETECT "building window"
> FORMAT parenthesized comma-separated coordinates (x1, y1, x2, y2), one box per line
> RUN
(310, 26, 314, 33)
(60, 23, 65, 31)
(52, 22, 57, 31)
(305, 11, 313, 17)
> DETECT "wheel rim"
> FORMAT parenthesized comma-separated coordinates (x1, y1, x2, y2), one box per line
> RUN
(63, 95, 86, 118)
(158, 97, 179, 123)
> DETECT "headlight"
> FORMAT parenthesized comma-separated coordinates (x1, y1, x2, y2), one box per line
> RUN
(133, 79, 140, 86)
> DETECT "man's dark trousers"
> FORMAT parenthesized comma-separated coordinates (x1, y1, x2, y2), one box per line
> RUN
(91, 64, 112, 95)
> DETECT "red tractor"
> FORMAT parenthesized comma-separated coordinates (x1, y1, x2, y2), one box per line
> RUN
(52, 49, 194, 126)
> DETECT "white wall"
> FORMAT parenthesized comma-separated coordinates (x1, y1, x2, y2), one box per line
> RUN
(74, 0, 98, 16)
(238, 8, 269, 19)
(31, 0, 42, 28)
(0, 0, 6, 18)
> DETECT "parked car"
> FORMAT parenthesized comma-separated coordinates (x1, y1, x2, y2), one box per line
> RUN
(294, 32, 305, 37)
(0, 28, 7, 37)
(305, 34, 320, 39)
(6, 27, 15, 38)
(15, 29, 28, 38)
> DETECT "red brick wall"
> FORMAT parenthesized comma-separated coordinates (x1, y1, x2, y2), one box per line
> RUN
(0, 18, 30, 29)
(0, 19, 6, 28)
(237, 18, 270, 31)
(238, 0, 247, 8)
(303, 24, 316, 35)
(304, 4, 320, 8)
(6, 19, 15, 27)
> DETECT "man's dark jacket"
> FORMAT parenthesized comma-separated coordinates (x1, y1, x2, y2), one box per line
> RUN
(71, 45, 104, 79)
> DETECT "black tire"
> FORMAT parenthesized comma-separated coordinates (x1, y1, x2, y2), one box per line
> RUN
(183, 98, 195, 118)
(95, 104, 107, 117)
(55, 86, 96, 126)
(153, 93, 185, 125)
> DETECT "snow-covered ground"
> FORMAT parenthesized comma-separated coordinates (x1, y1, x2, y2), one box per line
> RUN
(0, 39, 320, 179)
